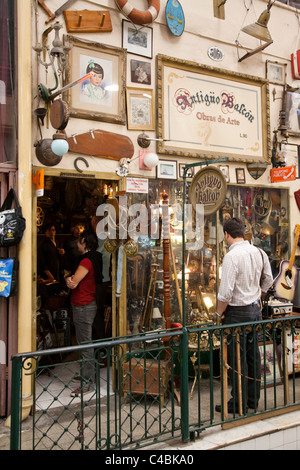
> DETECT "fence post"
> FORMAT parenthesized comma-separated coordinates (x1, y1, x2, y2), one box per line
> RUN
(180, 326, 189, 442)
(10, 355, 22, 450)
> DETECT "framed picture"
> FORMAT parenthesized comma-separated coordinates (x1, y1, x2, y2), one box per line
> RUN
(156, 54, 271, 163)
(235, 168, 245, 184)
(157, 160, 177, 179)
(282, 89, 300, 137)
(122, 20, 153, 58)
(219, 164, 230, 182)
(130, 59, 151, 85)
(63, 35, 126, 124)
(266, 60, 287, 86)
(259, 342, 282, 389)
(126, 87, 155, 131)
(178, 163, 194, 179)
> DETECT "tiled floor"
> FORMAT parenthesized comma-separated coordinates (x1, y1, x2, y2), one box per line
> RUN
(35, 363, 113, 411)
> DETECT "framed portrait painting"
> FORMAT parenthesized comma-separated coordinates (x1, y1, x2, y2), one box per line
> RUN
(130, 59, 151, 85)
(122, 20, 153, 58)
(63, 35, 126, 124)
(126, 87, 155, 131)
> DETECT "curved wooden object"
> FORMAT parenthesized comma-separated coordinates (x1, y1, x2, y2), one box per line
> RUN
(67, 129, 134, 161)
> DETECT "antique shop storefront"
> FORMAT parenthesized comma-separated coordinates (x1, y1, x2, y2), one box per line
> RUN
(1, 0, 300, 419)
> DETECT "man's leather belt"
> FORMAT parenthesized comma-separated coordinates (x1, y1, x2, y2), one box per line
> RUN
(228, 301, 260, 309)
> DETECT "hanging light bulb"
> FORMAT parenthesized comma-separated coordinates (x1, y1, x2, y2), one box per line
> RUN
(51, 132, 69, 156)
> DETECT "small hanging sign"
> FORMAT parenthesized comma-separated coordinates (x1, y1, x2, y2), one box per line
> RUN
(189, 166, 227, 215)
(33, 169, 45, 197)
(126, 178, 149, 194)
(270, 165, 296, 183)
(166, 0, 185, 37)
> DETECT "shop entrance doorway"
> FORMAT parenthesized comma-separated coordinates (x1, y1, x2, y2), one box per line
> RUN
(35, 175, 118, 358)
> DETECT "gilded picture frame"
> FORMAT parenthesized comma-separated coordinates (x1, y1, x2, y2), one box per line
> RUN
(126, 87, 155, 131)
(63, 35, 126, 124)
(156, 54, 271, 163)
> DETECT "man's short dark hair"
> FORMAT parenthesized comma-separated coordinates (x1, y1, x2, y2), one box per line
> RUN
(80, 230, 98, 251)
(223, 217, 245, 239)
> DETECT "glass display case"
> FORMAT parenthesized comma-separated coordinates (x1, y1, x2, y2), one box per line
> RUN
(125, 179, 290, 339)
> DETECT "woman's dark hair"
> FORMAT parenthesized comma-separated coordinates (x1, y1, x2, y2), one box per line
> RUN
(80, 230, 98, 251)
(223, 217, 245, 239)
(86, 62, 104, 78)
(44, 223, 56, 232)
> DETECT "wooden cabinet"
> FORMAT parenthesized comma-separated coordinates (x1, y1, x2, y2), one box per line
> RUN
(122, 358, 171, 404)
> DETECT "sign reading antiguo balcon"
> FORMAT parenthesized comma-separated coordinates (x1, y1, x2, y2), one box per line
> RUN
(189, 166, 227, 215)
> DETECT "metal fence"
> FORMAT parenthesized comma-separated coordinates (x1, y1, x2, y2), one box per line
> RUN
(10, 315, 300, 450)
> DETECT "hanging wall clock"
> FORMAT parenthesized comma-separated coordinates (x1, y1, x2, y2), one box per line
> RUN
(166, 0, 185, 37)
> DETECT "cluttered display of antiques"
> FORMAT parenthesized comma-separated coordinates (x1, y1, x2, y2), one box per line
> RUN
(36, 176, 117, 353)
(126, 181, 292, 346)
(35, 176, 294, 353)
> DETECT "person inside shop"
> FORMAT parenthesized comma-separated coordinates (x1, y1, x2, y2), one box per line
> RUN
(91, 212, 112, 340)
(215, 217, 273, 414)
(65, 230, 103, 396)
(37, 223, 65, 293)
(63, 223, 85, 276)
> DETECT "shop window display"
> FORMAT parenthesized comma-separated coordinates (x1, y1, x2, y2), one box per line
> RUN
(126, 180, 290, 338)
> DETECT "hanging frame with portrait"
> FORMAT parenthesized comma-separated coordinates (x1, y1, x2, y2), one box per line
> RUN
(63, 35, 126, 124)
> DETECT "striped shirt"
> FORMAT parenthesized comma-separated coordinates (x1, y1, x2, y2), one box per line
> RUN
(217, 240, 273, 306)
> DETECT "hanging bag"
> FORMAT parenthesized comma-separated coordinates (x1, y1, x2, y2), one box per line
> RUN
(0, 258, 19, 297)
(0, 188, 26, 247)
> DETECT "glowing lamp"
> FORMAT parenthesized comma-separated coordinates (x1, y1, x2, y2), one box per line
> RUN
(143, 152, 159, 168)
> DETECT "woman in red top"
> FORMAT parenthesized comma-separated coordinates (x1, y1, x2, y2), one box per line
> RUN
(66, 231, 102, 396)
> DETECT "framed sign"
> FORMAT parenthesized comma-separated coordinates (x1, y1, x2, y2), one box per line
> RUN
(156, 54, 271, 163)
(126, 87, 155, 131)
(63, 36, 126, 124)
(122, 20, 153, 58)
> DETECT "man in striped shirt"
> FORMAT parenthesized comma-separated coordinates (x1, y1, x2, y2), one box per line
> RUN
(215, 217, 273, 414)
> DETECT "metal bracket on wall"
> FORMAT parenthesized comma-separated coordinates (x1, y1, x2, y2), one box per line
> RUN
(213, 0, 227, 20)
